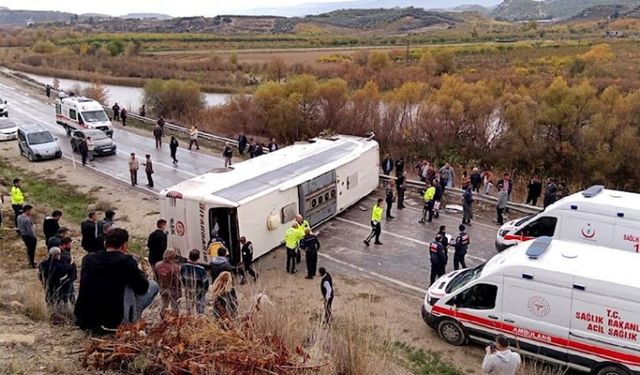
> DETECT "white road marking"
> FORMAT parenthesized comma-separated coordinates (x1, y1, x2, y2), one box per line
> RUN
(318, 252, 428, 295)
(334, 216, 487, 263)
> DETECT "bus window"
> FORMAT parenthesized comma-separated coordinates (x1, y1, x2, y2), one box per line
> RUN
(70, 109, 77, 120)
(281, 202, 296, 224)
(450, 283, 498, 310)
(347, 172, 358, 190)
(517, 216, 557, 238)
(55, 104, 61, 115)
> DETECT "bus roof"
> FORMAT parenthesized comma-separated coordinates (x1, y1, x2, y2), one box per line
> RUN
(484, 238, 640, 290)
(161, 135, 378, 206)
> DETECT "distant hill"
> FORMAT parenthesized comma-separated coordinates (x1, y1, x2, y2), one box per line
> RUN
(450, 4, 494, 14)
(493, 0, 640, 21)
(300, 7, 460, 30)
(571, 4, 632, 20)
(119, 13, 173, 20)
(625, 4, 640, 17)
(0, 9, 75, 25)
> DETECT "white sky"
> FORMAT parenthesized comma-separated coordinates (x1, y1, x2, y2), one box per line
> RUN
(0, 0, 354, 16)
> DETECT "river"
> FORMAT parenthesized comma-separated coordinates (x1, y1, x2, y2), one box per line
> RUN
(21, 72, 233, 111)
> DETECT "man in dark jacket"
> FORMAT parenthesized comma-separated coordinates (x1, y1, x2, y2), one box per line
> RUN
(429, 234, 447, 285)
(144, 154, 154, 188)
(395, 158, 405, 178)
(39, 247, 69, 306)
(299, 228, 320, 279)
(237, 133, 248, 155)
(396, 172, 406, 209)
(454, 225, 470, 271)
(147, 219, 167, 266)
(153, 125, 163, 149)
(239, 236, 258, 283)
(81, 211, 98, 253)
(385, 179, 395, 220)
(382, 154, 394, 175)
(78, 139, 89, 166)
(470, 168, 482, 193)
(74, 228, 159, 334)
(43, 210, 62, 242)
(526, 176, 542, 206)
(210, 247, 234, 282)
(543, 178, 557, 209)
(433, 179, 444, 219)
(319, 267, 334, 324)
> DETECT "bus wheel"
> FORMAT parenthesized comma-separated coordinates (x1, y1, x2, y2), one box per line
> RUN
(437, 319, 466, 346)
(596, 365, 631, 375)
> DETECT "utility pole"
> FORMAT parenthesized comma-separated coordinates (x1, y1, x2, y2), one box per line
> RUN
(405, 38, 410, 66)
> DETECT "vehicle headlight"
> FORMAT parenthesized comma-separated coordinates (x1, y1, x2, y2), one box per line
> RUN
(499, 229, 510, 237)
(428, 297, 440, 306)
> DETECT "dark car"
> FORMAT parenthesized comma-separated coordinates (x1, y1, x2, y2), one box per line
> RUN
(70, 129, 116, 156)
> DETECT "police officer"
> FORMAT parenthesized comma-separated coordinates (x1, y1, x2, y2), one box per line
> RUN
(437, 225, 450, 270)
(429, 234, 446, 285)
(397, 172, 406, 209)
(295, 214, 310, 264)
(419, 181, 436, 224)
(454, 224, 470, 270)
(299, 228, 320, 279)
(433, 177, 444, 219)
(285, 222, 301, 274)
(385, 179, 395, 220)
(364, 198, 383, 246)
(11, 178, 25, 231)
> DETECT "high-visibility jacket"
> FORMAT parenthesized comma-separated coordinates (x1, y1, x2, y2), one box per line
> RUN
(285, 227, 302, 249)
(371, 205, 383, 223)
(423, 186, 436, 202)
(297, 219, 310, 238)
(10, 186, 24, 205)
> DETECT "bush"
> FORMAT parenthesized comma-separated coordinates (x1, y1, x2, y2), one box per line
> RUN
(32, 40, 56, 54)
(143, 79, 205, 119)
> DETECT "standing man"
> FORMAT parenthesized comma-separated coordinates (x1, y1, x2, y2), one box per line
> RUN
(188, 126, 199, 150)
(295, 214, 310, 264)
(385, 179, 395, 220)
(157, 116, 165, 133)
(180, 249, 209, 314)
(139, 105, 146, 117)
(395, 157, 405, 178)
(128, 153, 139, 187)
(86, 136, 95, 162)
(454, 225, 470, 271)
(223, 143, 233, 168)
(111, 103, 120, 122)
(319, 267, 334, 324)
(79, 137, 89, 166)
(470, 167, 482, 193)
(144, 154, 154, 188)
(74, 228, 159, 333)
(11, 178, 24, 231)
(439, 163, 455, 188)
(285, 222, 300, 274)
(396, 172, 406, 210)
(299, 228, 320, 279)
(239, 236, 258, 283)
(419, 181, 436, 224)
(498, 173, 513, 209)
(147, 219, 168, 267)
(81, 212, 98, 253)
(268, 138, 278, 152)
(481, 334, 522, 375)
(45, 84, 51, 98)
(17, 205, 37, 268)
(237, 133, 248, 155)
(364, 198, 384, 246)
(43, 210, 62, 243)
(543, 178, 557, 209)
(120, 108, 127, 126)
(526, 176, 542, 206)
(462, 185, 473, 225)
(153, 124, 163, 149)
(429, 234, 446, 285)
(248, 138, 257, 158)
(169, 136, 179, 164)
(433, 177, 444, 219)
(382, 154, 394, 176)
(496, 183, 508, 225)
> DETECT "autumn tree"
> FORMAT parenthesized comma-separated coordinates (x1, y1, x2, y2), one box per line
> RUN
(316, 78, 348, 132)
(367, 51, 390, 72)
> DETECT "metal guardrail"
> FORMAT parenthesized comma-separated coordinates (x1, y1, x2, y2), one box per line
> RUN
(379, 174, 543, 215)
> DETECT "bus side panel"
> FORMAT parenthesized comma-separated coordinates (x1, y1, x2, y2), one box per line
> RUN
(237, 187, 300, 260)
(569, 278, 640, 371)
(335, 144, 379, 213)
(161, 195, 189, 260)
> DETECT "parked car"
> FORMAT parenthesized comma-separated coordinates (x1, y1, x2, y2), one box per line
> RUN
(0, 96, 7, 117)
(70, 129, 116, 156)
(0, 118, 18, 141)
(17, 124, 62, 161)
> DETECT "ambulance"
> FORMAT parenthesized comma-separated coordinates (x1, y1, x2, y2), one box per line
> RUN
(159, 134, 379, 264)
(422, 237, 640, 375)
(495, 185, 640, 253)
(55, 96, 113, 137)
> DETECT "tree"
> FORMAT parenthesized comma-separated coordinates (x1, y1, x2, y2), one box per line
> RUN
(229, 51, 238, 65)
(32, 40, 55, 53)
(581, 43, 615, 64)
(142, 79, 205, 119)
(254, 81, 300, 143)
(82, 80, 110, 105)
(368, 51, 390, 72)
(267, 57, 287, 82)
(419, 51, 437, 76)
(316, 78, 348, 132)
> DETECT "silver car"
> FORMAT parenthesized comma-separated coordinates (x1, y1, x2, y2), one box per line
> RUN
(0, 118, 17, 141)
(17, 124, 62, 161)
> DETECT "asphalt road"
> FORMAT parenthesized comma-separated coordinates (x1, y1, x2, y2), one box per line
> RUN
(0, 75, 522, 298)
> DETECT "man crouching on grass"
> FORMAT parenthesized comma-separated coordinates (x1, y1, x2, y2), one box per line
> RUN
(74, 228, 159, 334)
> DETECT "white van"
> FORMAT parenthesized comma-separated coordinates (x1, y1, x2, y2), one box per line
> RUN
(495, 186, 640, 253)
(422, 237, 640, 375)
(159, 135, 379, 264)
(55, 96, 113, 137)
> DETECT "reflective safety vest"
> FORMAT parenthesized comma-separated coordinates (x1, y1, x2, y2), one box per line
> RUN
(208, 241, 225, 258)
(371, 205, 383, 223)
(285, 227, 301, 249)
(423, 186, 436, 202)
(297, 219, 310, 238)
(10, 186, 24, 205)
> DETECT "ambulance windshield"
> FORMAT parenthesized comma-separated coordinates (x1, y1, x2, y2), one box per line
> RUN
(82, 110, 109, 123)
(445, 264, 485, 294)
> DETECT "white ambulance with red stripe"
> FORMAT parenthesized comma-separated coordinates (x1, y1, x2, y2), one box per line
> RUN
(495, 186, 640, 254)
(423, 236, 640, 375)
(55, 96, 113, 137)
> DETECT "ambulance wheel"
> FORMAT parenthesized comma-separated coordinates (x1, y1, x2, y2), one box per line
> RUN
(595, 365, 631, 375)
(437, 319, 466, 346)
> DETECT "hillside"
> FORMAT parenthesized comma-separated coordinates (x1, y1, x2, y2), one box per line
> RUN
(571, 4, 632, 20)
(492, 0, 640, 21)
(625, 4, 640, 17)
(0, 9, 75, 25)
(120, 13, 173, 20)
(301, 7, 460, 30)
